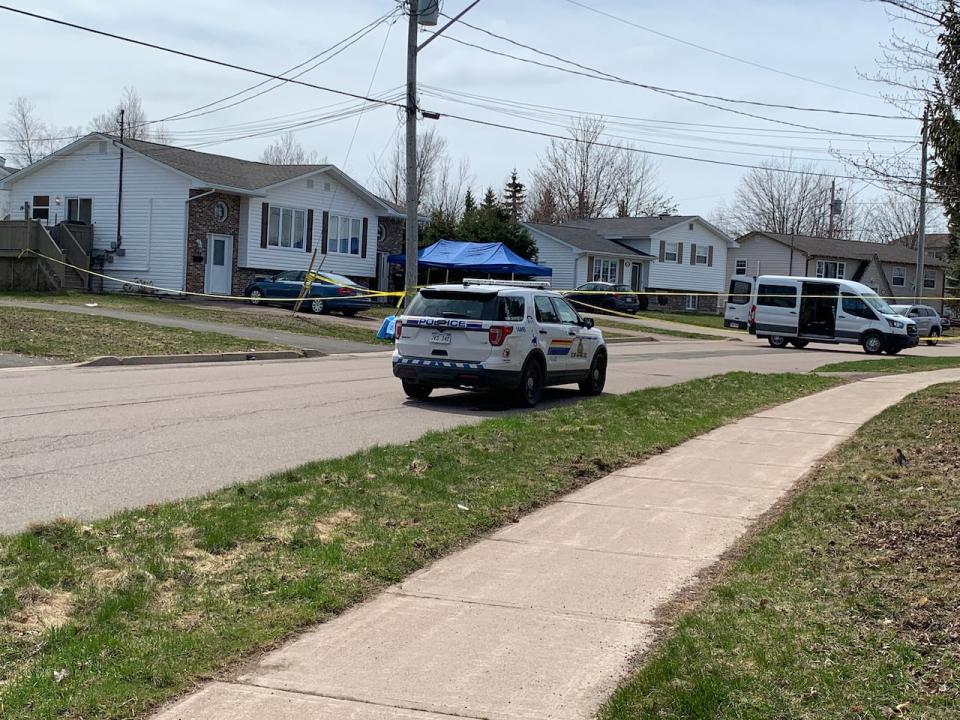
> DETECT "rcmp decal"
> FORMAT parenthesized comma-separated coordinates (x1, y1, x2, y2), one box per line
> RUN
(547, 339, 574, 356)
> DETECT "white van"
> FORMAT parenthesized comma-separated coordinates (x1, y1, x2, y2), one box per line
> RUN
(741, 275, 919, 355)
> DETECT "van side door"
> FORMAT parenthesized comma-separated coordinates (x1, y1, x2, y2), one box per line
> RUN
(837, 293, 878, 342)
(755, 282, 799, 338)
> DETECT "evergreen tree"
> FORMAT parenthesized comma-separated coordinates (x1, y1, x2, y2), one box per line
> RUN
(481, 187, 498, 211)
(420, 208, 458, 247)
(463, 188, 477, 215)
(502, 169, 526, 221)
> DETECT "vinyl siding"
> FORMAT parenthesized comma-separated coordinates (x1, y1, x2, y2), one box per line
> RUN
(526, 226, 579, 289)
(726, 234, 797, 285)
(645, 221, 729, 292)
(244, 175, 380, 278)
(5, 139, 191, 292)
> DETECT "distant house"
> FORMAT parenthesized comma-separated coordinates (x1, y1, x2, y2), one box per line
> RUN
(728, 231, 949, 310)
(0, 134, 403, 295)
(0, 156, 16, 220)
(893, 232, 955, 263)
(525, 215, 737, 312)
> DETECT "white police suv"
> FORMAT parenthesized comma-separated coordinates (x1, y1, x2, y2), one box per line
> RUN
(392, 280, 608, 407)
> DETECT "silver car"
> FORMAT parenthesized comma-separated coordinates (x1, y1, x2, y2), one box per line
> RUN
(889, 304, 943, 346)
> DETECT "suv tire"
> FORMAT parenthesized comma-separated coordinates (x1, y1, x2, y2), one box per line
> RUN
(517, 357, 544, 408)
(579, 351, 607, 396)
(402, 380, 433, 400)
(927, 328, 940, 347)
(862, 332, 885, 355)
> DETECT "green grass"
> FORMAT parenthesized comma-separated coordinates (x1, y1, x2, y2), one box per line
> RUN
(636, 310, 727, 330)
(816, 354, 960, 374)
(600, 382, 960, 720)
(594, 318, 725, 341)
(0, 291, 390, 346)
(0, 307, 282, 362)
(0, 372, 839, 720)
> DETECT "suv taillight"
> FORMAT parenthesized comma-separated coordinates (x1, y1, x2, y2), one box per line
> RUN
(488, 325, 514, 346)
(394, 319, 403, 340)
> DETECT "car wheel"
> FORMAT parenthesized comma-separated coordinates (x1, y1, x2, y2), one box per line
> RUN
(311, 298, 328, 315)
(790, 339, 809, 349)
(767, 335, 789, 349)
(516, 357, 544, 408)
(862, 332, 885, 355)
(887, 348, 902, 355)
(579, 351, 607, 396)
(248, 289, 263, 306)
(401, 380, 433, 400)
(926, 328, 940, 347)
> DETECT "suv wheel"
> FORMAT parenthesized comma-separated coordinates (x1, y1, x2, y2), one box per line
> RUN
(402, 380, 433, 400)
(517, 358, 544, 408)
(862, 332, 885, 355)
(927, 328, 940, 347)
(579, 351, 607, 396)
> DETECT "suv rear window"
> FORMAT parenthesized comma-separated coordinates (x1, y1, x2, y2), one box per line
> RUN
(407, 291, 525, 321)
(728, 279, 752, 305)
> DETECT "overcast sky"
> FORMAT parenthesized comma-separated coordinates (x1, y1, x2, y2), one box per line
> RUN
(0, 0, 926, 216)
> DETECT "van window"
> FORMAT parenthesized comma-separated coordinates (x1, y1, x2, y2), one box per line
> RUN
(728, 279, 752, 305)
(757, 284, 797, 308)
(841, 294, 877, 320)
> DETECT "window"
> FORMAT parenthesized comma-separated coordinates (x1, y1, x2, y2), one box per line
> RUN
(406, 290, 499, 320)
(924, 269, 937, 289)
(892, 266, 906, 287)
(552, 297, 581, 325)
(499, 296, 526, 321)
(592, 257, 618, 283)
(695, 246, 709, 265)
(329, 215, 363, 256)
(534, 295, 560, 323)
(32, 195, 49, 223)
(66, 197, 92, 224)
(664, 242, 678, 263)
(728, 279, 752, 305)
(268, 206, 307, 250)
(841, 293, 876, 320)
(757, 283, 797, 308)
(213, 201, 228, 223)
(276, 271, 306, 282)
(686, 295, 699, 311)
(815, 261, 846, 279)
(735, 259, 747, 276)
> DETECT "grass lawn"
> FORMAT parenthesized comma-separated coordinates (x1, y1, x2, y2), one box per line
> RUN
(0, 292, 390, 347)
(594, 317, 724, 341)
(0, 307, 282, 362)
(600, 382, 960, 720)
(0, 372, 839, 720)
(636, 310, 727, 330)
(816, 354, 960, 374)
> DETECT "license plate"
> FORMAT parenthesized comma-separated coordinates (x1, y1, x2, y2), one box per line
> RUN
(430, 332, 452, 345)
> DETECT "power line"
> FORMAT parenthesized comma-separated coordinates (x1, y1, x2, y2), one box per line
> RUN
(558, 0, 890, 102)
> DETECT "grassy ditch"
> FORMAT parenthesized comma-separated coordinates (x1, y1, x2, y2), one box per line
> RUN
(600, 382, 960, 720)
(0, 307, 281, 362)
(635, 310, 727, 330)
(594, 317, 725, 341)
(0, 372, 838, 719)
(817, 354, 960, 375)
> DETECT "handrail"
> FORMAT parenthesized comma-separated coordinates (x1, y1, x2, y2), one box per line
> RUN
(32, 222, 66, 285)
(60, 223, 90, 263)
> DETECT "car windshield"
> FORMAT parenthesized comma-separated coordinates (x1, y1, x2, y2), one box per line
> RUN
(316, 272, 357, 288)
(889, 305, 910, 314)
(863, 293, 896, 316)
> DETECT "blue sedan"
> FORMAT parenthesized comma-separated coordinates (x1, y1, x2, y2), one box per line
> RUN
(244, 270, 372, 316)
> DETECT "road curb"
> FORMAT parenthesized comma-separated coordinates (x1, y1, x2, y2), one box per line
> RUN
(605, 336, 657, 344)
(80, 349, 326, 367)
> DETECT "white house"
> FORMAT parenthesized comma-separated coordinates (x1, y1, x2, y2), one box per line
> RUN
(0, 134, 402, 295)
(526, 215, 737, 312)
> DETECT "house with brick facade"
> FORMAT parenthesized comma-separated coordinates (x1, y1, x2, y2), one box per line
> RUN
(525, 216, 737, 312)
(0, 134, 402, 296)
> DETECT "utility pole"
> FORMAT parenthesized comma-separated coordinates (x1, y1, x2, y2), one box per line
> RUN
(915, 104, 929, 304)
(116, 108, 125, 253)
(827, 180, 837, 239)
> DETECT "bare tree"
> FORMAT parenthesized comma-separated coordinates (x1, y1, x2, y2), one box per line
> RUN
(90, 87, 156, 140)
(862, 189, 948, 244)
(5, 97, 55, 165)
(259, 132, 320, 164)
(424, 155, 472, 223)
(374, 127, 448, 209)
(615, 153, 677, 217)
(525, 184, 561, 224)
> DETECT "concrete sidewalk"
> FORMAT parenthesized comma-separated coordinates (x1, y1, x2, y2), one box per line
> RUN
(583, 311, 743, 339)
(154, 369, 960, 720)
(0, 300, 381, 355)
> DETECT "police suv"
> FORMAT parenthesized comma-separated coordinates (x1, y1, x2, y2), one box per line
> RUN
(392, 279, 608, 407)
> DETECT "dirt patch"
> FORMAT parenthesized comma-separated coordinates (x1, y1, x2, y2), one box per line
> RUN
(90, 568, 131, 592)
(6, 586, 74, 634)
(314, 510, 359, 542)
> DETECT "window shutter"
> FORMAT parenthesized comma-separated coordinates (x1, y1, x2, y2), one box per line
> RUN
(305, 209, 314, 253)
(690, 243, 697, 265)
(658, 241, 665, 262)
(321, 211, 329, 254)
(707, 246, 714, 267)
(587, 256, 594, 282)
(617, 259, 624, 283)
(361, 217, 369, 258)
(260, 203, 269, 248)
(677, 242, 684, 264)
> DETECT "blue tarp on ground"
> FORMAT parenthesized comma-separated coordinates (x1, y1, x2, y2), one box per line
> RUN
(387, 240, 552, 277)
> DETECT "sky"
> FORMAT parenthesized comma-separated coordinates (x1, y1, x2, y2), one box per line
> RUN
(0, 0, 929, 218)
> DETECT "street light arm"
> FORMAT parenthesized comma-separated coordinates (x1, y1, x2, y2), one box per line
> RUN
(417, 0, 482, 53)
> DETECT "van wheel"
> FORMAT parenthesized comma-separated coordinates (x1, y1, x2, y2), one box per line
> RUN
(862, 332, 886, 355)
(790, 339, 809, 349)
(926, 328, 940, 346)
(579, 351, 607, 396)
(402, 380, 433, 400)
(517, 358, 544, 408)
(767, 335, 789, 349)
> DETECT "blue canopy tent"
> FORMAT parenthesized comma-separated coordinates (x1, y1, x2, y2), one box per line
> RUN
(387, 240, 552, 280)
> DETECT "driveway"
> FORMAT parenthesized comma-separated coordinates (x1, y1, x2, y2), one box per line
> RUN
(2, 339, 958, 534)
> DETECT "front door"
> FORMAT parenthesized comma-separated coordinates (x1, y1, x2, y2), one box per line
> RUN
(205, 234, 233, 295)
(552, 295, 592, 376)
(534, 294, 569, 374)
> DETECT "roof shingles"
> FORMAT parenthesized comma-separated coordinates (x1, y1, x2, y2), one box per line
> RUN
(525, 222, 654, 257)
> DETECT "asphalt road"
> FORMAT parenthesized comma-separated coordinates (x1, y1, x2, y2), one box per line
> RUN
(3, 338, 958, 534)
